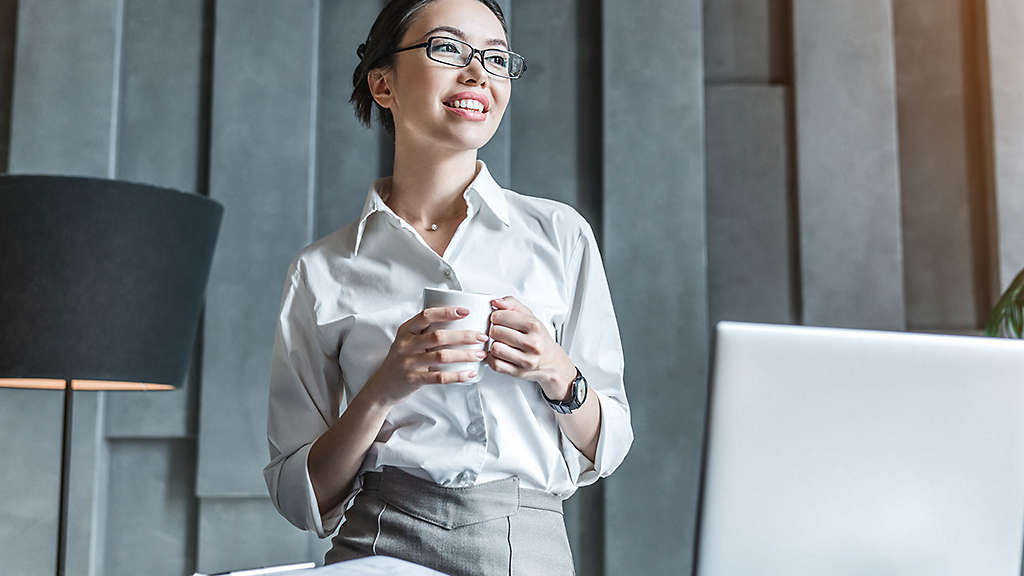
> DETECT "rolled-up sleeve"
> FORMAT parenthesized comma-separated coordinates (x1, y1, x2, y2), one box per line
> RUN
(263, 257, 346, 538)
(557, 218, 634, 487)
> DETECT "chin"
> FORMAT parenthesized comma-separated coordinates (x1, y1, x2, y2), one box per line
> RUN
(440, 128, 496, 151)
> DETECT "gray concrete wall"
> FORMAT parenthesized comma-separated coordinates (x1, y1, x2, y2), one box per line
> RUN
(603, 1, 707, 573)
(893, 0, 990, 330)
(0, 0, 1018, 574)
(987, 0, 1024, 292)
(794, 0, 906, 330)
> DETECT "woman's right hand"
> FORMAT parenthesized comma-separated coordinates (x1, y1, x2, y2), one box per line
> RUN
(365, 305, 490, 408)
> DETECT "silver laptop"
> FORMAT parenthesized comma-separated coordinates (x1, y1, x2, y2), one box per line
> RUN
(694, 321, 1024, 575)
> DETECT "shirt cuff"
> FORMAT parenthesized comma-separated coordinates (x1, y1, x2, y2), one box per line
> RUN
(558, 389, 610, 487)
(295, 442, 347, 538)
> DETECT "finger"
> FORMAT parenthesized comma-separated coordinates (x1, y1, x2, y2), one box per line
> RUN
(421, 328, 490, 352)
(404, 305, 469, 335)
(491, 296, 526, 312)
(421, 366, 478, 385)
(488, 324, 540, 354)
(423, 347, 488, 368)
(489, 308, 536, 335)
(485, 353, 519, 375)
(488, 340, 531, 370)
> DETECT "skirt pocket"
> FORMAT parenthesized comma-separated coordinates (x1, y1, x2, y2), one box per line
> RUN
(324, 491, 387, 565)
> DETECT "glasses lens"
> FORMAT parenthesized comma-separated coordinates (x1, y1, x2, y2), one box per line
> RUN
(482, 49, 525, 78)
(428, 37, 472, 66)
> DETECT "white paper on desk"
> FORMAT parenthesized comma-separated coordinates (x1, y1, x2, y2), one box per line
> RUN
(191, 556, 447, 576)
(280, 556, 448, 575)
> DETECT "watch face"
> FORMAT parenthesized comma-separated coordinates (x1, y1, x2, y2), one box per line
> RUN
(575, 379, 586, 404)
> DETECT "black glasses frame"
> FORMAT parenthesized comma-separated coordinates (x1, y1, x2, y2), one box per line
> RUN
(390, 36, 527, 79)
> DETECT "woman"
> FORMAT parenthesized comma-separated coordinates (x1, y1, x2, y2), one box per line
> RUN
(264, 0, 633, 574)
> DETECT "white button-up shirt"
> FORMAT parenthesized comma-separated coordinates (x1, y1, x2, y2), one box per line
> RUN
(264, 159, 633, 538)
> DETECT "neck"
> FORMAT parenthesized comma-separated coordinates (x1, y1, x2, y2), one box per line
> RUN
(385, 134, 479, 226)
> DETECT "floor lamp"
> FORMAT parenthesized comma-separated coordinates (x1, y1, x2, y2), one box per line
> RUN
(0, 175, 223, 575)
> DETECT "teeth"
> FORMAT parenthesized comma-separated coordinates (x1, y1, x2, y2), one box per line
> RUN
(448, 99, 485, 112)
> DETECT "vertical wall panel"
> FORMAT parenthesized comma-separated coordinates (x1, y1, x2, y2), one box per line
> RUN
(7, 0, 120, 176)
(0, 0, 16, 172)
(104, 439, 196, 576)
(196, 498, 314, 574)
(603, 1, 707, 575)
(2, 1, 121, 574)
(987, 0, 1024, 290)
(509, 2, 603, 572)
(706, 85, 794, 328)
(893, 0, 980, 330)
(511, 0, 577, 207)
(0, 389, 63, 576)
(198, 0, 319, 497)
(316, 0, 382, 240)
(703, 0, 787, 83)
(794, 0, 905, 329)
(476, 0, 511, 185)
(105, 0, 206, 439)
(66, 392, 108, 576)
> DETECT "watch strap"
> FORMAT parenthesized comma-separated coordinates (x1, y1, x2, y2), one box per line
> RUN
(543, 366, 587, 414)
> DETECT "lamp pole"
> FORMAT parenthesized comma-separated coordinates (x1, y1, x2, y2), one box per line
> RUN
(55, 380, 73, 576)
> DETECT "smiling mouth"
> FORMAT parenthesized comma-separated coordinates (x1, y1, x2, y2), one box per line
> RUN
(442, 102, 488, 120)
(443, 100, 488, 113)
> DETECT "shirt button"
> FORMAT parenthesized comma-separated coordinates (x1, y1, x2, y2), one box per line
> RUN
(466, 419, 485, 440)
(443, 268, 453, 279)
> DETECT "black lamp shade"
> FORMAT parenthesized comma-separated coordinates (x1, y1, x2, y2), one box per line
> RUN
(0, 175, 223, 389)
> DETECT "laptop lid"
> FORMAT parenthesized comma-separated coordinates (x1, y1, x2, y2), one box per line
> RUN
(694, 321, 1024, 575)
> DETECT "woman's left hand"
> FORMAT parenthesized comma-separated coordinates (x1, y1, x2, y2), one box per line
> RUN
(485, 296, 576, 396)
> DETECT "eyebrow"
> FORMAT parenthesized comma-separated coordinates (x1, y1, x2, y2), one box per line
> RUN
(420, 25, 509, 49)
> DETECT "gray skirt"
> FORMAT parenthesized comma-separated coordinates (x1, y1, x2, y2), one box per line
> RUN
(324, 465, 575, 576)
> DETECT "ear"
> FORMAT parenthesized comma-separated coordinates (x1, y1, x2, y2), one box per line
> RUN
(367, 68, 394, 110)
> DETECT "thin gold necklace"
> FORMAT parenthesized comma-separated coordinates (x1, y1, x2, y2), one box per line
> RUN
(383, 182, 459, 232)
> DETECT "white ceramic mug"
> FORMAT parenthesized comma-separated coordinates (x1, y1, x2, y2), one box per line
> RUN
(422, 287, 495, 384)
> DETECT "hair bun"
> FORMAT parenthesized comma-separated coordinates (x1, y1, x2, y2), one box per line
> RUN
(357, 43, 367, 60)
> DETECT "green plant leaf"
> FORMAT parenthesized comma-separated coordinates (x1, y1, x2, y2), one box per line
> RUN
(986, 267, 1024, 338)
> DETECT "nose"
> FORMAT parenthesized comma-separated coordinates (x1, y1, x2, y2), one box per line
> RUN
(460, 51, 488, 85)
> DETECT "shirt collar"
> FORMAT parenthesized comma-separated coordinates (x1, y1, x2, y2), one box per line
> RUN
(352, 159, 510, 256)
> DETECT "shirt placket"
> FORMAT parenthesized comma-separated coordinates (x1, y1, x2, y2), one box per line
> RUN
(382, 202, 478, 290)
(383, 205, 488, 487)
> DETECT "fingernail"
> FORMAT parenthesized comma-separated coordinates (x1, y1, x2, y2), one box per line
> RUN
(476, 334, 489, 342)
(456, 307, 469, 315)
(474, 350, 486, 358)
(468, 370, 478, 377)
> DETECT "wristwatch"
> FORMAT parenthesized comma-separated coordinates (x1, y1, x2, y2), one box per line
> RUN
(542, 366, 588, 414)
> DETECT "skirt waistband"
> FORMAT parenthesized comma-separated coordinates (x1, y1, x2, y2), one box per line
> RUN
(360, 466, 563, 531)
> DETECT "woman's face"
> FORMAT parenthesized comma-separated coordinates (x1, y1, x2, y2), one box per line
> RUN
(372, 0, 511, 151)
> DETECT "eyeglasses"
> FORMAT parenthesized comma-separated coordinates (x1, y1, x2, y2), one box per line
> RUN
(390, 36, 527, 79)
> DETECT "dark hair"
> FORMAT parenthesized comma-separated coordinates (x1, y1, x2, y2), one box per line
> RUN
(350, 0, 508, 138)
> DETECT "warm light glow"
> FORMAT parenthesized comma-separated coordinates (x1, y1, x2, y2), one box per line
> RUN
(0, 378, 174, 391)
(71, 380, 175, 391)
(0, 378, 66, 390)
